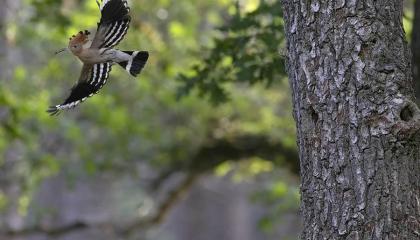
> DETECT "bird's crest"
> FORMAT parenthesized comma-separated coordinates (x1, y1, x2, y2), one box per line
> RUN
(69, 30, 91, 45)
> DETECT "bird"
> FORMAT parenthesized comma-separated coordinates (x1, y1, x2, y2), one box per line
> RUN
(47, 0, 149, 116)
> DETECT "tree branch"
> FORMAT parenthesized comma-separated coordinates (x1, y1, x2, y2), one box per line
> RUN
(119, 173, 199, 237)
(152, 134, 299, 189)
(0, 173, 200, 239)
(1, 134, 299, 238)
(3, 222, 90, 238)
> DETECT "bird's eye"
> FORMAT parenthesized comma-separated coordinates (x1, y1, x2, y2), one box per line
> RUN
(73, 45, 77, 49)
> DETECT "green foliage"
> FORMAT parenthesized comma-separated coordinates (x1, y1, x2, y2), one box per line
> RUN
(215, 158, 274, 182)
(0, 0, 298, 232)
(30, 0, 71, 30)
(404, 2, 414, 41)
(3, 1, 267, 167)
(177, 0, 286, 104)
(252, 177, 300, 233)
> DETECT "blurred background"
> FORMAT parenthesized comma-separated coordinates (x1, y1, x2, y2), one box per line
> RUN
(0, 0, 416, 240)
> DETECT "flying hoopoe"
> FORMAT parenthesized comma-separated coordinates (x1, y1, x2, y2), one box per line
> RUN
(47, 0, 149, 116)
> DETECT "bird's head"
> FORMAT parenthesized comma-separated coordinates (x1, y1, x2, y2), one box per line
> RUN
(68, 30, 91, 54)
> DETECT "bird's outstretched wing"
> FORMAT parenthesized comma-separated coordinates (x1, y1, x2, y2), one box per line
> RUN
(47, 63, 112, 116)
(91, 0, 131, 49)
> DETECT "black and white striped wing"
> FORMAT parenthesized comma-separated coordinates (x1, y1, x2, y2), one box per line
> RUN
(91, 0, 131, 49)
(47, 63, 112, 116)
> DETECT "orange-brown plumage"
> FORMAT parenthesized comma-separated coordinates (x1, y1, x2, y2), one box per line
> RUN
(69, 30, 90, 45)
(68, 30, 90, 55)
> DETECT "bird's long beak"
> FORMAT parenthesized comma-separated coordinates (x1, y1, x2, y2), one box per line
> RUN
(54, 48, 68, 55)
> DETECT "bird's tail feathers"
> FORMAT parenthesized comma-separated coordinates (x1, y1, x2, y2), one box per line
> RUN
(117, 51, 149, 77)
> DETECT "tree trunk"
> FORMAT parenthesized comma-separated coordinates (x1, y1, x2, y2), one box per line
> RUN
(412, 0, 420, 102)
(281, 1, 420, 239)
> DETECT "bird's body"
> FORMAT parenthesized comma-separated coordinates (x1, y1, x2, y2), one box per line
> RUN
(75, 48, 130, 65)
(48, 0, 149, 115)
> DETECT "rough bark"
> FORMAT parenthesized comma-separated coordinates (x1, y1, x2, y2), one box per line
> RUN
(412, 0, 420, 102)
(282, 1, 420, 239)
